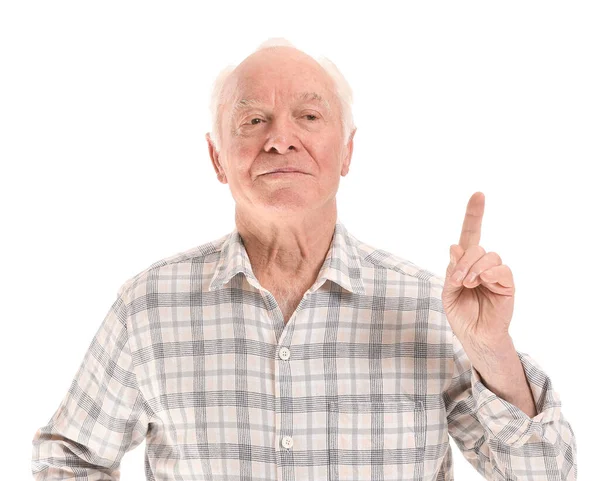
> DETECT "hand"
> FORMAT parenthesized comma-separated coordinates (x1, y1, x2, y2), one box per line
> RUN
(441, 192, 516, 348)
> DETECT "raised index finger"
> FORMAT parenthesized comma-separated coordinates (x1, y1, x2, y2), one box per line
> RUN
(458, 191, 485, 250)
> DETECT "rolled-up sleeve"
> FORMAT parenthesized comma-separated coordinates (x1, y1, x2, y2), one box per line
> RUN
(31, 284, 152, 480)
(444, 332, 578, 480)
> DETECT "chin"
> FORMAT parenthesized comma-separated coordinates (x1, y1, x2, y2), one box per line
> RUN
(259, 194, 314, 214)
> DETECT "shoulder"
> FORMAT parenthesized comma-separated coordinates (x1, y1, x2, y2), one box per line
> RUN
(349, 231, 445, 295)
(116, 231, 230, 300)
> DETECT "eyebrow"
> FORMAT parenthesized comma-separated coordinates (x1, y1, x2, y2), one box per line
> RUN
(230, 91, 332, 118)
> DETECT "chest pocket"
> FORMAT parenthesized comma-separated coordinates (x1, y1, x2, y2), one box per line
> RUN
(327, 400, 426, 481)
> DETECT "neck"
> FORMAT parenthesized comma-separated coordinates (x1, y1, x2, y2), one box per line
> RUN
(234, 202, 338, 282)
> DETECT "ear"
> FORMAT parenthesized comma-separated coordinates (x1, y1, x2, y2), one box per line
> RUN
(205, 132, 228, 184)
(340, 127, 356, 177)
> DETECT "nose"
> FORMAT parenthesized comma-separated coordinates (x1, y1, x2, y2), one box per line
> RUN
(266, 142, 296, 154)
(263, 118, 299, 154)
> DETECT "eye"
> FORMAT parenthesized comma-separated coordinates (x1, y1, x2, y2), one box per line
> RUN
(249, 118, 264, 125)
(304, 114, 318, 121)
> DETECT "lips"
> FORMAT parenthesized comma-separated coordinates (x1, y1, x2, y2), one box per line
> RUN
(262, 168, 304, 175)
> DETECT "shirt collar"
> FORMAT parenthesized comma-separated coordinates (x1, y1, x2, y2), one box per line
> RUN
(208, 221, 366, 295)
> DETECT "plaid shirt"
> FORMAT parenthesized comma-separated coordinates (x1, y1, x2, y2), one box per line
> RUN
(32, 220, 577, 480)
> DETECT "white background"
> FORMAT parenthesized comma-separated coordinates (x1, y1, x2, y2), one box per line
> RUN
(2, 1, 597, 479)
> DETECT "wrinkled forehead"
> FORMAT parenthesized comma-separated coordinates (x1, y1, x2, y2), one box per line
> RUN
(230, 90, 333, 118)
(223, 62, 337, 118)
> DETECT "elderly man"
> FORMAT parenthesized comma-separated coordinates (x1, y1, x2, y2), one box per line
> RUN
(32, 39, 577, 480)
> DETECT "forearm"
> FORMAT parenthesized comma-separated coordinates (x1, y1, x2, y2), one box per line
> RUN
(463, 335, 538, 419)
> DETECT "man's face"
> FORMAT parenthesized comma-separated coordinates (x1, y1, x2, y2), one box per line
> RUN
(206, 47, 355, 219)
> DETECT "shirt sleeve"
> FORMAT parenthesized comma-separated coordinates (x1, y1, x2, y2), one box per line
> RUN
(443, 332, 578, 480)
(31, 284, 152, 480)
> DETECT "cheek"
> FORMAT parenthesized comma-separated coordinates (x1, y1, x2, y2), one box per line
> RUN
(317, 143, 344, 171)
(319, 131, 344, 156)
(232, 134, 264, 157)
(226, 148, 260, 182)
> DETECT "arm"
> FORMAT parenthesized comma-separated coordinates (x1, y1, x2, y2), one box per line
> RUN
(444, 332, 578, 480)
(461, 334, 537, 419)
(31, 285, 152, 480)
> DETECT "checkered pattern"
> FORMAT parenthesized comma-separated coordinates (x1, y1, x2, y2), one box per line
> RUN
(32, 220, 577, 480)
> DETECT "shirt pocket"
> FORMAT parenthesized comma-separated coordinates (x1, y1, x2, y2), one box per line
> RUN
(327, 399, 425, 481)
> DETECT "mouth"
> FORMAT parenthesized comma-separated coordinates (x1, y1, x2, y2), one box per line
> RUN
(261, 170, 305, 176)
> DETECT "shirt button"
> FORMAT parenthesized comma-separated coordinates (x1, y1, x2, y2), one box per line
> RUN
(278, 347, 291, 361)
(281, 436, 294, 449)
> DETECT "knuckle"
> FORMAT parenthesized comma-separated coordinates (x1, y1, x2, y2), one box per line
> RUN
(467, 245, 486, 256)
(487, 251, 502, 264)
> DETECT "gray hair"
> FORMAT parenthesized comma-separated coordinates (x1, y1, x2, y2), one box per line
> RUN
(208, 37, 355, 153)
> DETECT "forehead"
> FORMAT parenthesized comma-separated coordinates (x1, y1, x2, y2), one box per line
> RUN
(231, 91, 332, 116)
